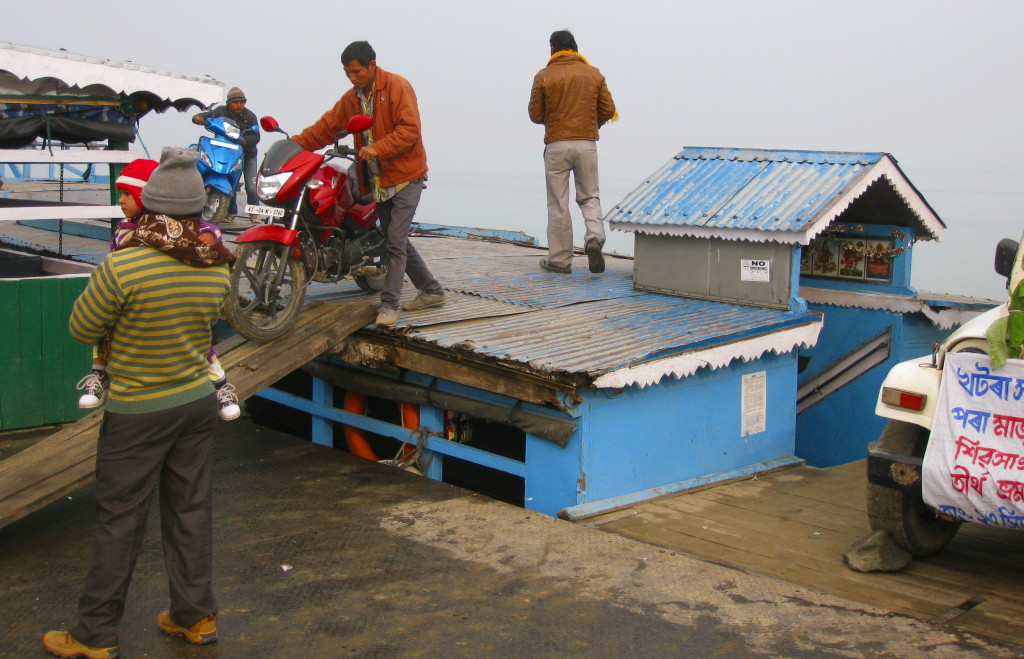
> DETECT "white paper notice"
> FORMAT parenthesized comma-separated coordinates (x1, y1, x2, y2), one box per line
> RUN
(922, 352, 1024, 530)
(741, 371, 767, 436)
(741, 259, 770, 282)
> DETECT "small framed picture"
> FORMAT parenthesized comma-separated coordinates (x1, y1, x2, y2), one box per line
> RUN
(811, 241, 838, 277)
(864, 239, 893, 282)
(838, 240, 866, 279)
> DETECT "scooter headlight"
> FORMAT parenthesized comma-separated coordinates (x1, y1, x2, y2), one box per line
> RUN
(198, 150, 212, 167)
(230, 158, 243, 173)
(223, 123, 242, 140)
(257, 172, 290, 201)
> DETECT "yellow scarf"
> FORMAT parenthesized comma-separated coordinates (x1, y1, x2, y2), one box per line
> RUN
(548, 50, 620, 123)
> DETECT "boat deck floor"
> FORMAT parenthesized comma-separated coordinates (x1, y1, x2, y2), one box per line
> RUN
(586, 460, 1024, 646)
(3, 421, 1021, 658)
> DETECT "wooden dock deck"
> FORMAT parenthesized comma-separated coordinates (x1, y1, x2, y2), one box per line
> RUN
(0, 300, 374, 530)
(587, 461, 1024, 645)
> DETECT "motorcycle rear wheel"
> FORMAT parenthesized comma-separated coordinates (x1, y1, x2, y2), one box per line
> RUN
(354, 266, 388, 293)
(224, 240, 308, 343)
(202, 189, 231, 225)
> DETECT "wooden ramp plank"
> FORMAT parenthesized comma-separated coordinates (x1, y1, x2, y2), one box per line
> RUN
(950, 596, 1024, 646)
(0, 300, 375, 529)
(595, 461, 1024, 644)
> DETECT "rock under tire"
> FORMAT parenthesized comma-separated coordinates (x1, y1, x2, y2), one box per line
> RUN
(866, 420, 960, 557)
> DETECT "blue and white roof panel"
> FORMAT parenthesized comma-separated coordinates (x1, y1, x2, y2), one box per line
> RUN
(384, 237, 821, 389)
(607, 147, 944, 245)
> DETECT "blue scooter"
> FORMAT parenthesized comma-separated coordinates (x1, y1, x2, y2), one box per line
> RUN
(192, 114, 245, 224)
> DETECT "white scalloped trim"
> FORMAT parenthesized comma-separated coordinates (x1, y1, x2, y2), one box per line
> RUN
(799, 287, 991, 330)
(591, 322, 823, 389)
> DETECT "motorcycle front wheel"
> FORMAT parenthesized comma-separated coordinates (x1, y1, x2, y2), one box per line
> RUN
(202, 189, 231, 225)
(224, 240, 308, 343)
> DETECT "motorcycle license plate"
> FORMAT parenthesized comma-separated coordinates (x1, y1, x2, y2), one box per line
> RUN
(246, 205, 285, 218)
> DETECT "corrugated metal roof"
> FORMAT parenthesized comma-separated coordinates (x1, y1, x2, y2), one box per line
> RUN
(606, 147, 944, 245)
(355, 236, 822, 388)
(407, 294, 816, 378)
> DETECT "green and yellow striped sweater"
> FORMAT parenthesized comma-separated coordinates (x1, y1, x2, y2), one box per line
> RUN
(69, 246, 230, 414)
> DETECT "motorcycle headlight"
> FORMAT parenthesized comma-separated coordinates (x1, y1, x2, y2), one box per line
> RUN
(257, 172, 290, 201)
(198, 150, 212, 167)
(230, 158, 243, 173)
(224, 123, 242, 140)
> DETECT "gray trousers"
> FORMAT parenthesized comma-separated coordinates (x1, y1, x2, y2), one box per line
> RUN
(70, 396, 218, 648)
(243, 156, 259, 207)
(544, 139, 606, 269)
(377, 179, 443, 310)
(232, 156, 259, 213)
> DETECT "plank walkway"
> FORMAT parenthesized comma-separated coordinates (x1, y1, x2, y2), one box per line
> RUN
(588, 461, 1024, 645)
(0, 300, 374, 529)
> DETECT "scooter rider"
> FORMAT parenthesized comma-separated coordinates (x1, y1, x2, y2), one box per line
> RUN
(193, 87, 261, 218)
(291, 40, 446, 328)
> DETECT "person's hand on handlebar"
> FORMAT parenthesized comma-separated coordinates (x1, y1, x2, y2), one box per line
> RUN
(191, 114, 207, 125)
(357, 146, 377, 162)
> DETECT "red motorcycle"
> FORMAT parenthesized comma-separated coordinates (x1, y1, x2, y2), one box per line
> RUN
(224, 114, 386, 342)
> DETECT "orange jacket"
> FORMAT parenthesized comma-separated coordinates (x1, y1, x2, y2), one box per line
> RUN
(292, 68, 427, 189)
(528, 52, 616, 144)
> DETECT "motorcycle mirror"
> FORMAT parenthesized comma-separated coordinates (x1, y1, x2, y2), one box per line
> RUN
(347, 114, 372, 134)
(260, 116, 281, 133)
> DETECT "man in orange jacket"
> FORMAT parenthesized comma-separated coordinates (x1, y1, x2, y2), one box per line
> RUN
(292, 40, 445, 327)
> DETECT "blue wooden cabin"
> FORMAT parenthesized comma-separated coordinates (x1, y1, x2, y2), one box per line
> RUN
(606, 147, 991, 470)
(272, 236, 822, 519)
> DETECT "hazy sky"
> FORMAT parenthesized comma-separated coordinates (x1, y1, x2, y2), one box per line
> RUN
(8, 0, 1023, 299)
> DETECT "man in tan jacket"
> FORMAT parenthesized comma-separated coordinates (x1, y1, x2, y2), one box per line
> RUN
(293, 40, 445, 327)
(529, 29, 617, 274)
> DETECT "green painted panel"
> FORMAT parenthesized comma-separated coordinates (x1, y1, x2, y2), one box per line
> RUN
(21, 278, 46, 428)
(0, 274, 92, 430)
(0, 280, 19, 428)
(61, 278, 93, 422)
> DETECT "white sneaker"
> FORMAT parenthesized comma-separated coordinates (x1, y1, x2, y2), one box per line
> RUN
(216, 383, 241, 421)
(76, 372, 108, 409)
(208, 357, 226, 382)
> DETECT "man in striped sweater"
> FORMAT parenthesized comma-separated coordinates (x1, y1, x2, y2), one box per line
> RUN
(44, 147, 231, 659)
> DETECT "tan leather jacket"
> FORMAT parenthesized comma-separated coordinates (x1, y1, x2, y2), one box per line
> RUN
(292, 68, 427, 189)
(528, 52, 616, 144)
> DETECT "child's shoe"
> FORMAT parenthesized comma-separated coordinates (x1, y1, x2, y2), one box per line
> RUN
(76, 371, 109, 409)
(215, 382, 240, 421)
(208, 356, 226, 382)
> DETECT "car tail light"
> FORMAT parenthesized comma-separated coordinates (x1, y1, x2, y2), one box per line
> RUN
(881, 387, 926, 411)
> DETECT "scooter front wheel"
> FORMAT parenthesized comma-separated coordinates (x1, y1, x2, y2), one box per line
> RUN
(224, 240, 308, 343)
(202, 189, 231, 225)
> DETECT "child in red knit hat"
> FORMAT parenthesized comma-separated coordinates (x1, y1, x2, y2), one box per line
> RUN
(75, 158, 241, 421)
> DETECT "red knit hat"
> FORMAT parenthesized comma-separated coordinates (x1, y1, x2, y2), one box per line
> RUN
(115, 159, 159, 209)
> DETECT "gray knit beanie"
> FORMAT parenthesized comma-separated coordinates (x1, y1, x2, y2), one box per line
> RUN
(226, 86, 246, 103)
(142, 146, 206, 215)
